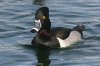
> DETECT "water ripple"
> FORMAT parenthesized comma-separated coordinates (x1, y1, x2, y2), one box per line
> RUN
(0, 0, 100, 66)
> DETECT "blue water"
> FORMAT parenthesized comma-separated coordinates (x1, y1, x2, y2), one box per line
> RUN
(0, 0, 100, 66)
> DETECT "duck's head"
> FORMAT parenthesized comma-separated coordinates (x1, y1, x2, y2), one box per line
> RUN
(31, 7, 51, 32)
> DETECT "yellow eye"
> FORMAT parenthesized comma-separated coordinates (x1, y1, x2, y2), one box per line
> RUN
(43, 16, 46, 19)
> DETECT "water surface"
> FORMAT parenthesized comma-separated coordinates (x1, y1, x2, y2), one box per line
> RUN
(0, 0, 100, 66)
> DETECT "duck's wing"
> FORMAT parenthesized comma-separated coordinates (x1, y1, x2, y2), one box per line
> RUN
(51, 27, 72, 40)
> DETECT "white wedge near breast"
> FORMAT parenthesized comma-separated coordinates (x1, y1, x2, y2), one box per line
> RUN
(57, 31, 82, 48)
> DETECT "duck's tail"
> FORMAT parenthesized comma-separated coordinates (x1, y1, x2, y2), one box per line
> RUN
(73, 25, 85, 32)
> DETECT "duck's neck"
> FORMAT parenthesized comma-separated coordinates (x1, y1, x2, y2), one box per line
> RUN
(38, 19, 51, 36)
(38, 28, 51, 41)
(42, 19, 51, 29)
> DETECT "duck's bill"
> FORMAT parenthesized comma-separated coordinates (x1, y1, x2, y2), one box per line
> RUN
(31, 20, 42, 32)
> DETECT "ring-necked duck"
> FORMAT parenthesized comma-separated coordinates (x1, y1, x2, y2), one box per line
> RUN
(31, 7, 85, 48)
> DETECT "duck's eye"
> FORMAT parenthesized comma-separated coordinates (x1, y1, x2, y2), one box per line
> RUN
(43, 16, 46, 19)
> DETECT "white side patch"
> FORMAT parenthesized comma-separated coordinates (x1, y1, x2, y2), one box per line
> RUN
(57, 31, 82, 48)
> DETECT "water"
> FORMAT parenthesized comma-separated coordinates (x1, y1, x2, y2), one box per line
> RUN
(0, 0, 100, 66)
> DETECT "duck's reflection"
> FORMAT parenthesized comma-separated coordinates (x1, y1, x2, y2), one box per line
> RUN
(33, 0, 45, 6)
(36, 46, 51, 66)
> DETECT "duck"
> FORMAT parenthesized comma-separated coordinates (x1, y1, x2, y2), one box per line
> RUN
(31, 7, 85, 48)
